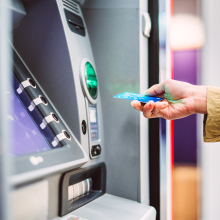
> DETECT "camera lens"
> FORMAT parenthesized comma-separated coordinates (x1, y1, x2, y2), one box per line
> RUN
(63, 131, 71, 140)
(40, 96, 48, 105)
(29, 79, 36, 88)
(52, 113, 59, 122)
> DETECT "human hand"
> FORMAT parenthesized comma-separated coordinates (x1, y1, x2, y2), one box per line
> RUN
(131, 79, 207, 120)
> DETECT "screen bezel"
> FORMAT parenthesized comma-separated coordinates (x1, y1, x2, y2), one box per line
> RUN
(10, 48, 88, 181)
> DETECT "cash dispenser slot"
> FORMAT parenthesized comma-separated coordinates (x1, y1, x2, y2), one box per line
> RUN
(59, 163, 106, 216)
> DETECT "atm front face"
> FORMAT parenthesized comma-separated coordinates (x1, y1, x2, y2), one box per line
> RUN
(3, 0, 159, 219)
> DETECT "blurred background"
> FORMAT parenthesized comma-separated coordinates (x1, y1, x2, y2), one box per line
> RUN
(168, 0, 220, 220)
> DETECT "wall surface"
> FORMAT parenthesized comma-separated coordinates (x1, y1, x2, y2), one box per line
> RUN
(200, 0, 220, 219)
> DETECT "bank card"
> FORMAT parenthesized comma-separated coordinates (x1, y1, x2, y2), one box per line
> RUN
(114, 92, 163, 103)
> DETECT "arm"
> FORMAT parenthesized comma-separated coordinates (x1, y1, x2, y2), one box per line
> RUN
(203, 86, 220, 142)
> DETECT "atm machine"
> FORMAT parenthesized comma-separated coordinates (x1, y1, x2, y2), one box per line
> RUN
(2, 0, 161, 219)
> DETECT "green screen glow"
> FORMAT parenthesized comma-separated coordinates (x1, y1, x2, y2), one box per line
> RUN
(84, 62, 98, 99)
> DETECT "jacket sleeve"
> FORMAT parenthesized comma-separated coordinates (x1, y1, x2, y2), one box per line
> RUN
(203, 86, 220, 142)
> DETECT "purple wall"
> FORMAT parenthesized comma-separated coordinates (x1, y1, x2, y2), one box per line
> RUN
(173, 50, 198, 165)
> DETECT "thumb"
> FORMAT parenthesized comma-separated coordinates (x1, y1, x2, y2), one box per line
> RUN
(144, 82, 165, 97)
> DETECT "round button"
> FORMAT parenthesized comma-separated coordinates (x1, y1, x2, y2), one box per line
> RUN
(63, 131, 71, 140)
(40, 96, 48, 105)
(81, 120, 87, 135)
(91, 145, 101, 157)
(95, 145, 101, 155)
(29, 79, 36, 88)
(52, 113, 59, 122)
(84, 62, 98, 99)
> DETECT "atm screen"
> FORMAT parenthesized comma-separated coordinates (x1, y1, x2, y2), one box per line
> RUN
(8, 89, 51, 156)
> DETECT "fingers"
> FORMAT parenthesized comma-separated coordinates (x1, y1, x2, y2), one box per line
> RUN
(143, 101, 155, 118)
(131, 100, 156, 116)
(144, 82, 165, 97)
(151, 101, 168, 116)
(132, 100, 168, 119)
(131, 100, 144, 112)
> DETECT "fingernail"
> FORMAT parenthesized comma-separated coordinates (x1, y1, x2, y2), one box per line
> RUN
(131, 102, 134, 107)
(147, 101, 154, 107)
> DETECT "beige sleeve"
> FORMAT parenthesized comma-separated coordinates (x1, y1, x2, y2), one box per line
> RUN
(203, 86, 220, 142)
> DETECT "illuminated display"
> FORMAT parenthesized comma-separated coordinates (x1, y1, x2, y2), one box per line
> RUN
(8, 89, 52, 156)
(89, 108, 97, 123)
